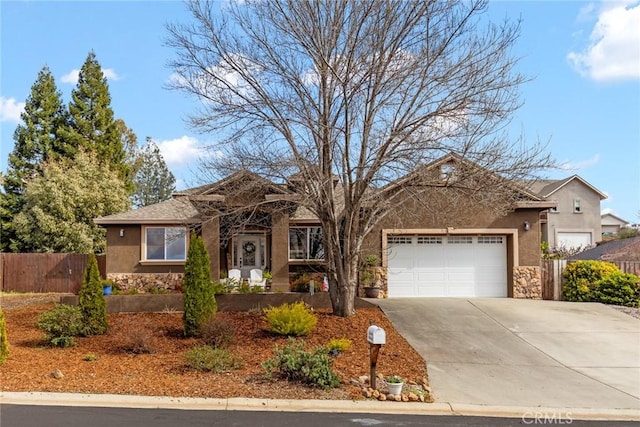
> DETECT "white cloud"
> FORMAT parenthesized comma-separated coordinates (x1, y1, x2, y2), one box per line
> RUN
(559, 154, 600, 171)
(0, 96, 25, 123)
(61, 68, 121, 84)
(567, 1, 640, 81)
(155, 136, 207, 167)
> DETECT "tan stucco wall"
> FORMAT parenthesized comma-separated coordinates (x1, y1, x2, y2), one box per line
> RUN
(544, 180, 603, 248)
(270, 211, 290, 292)
(104, 225, 185, 275)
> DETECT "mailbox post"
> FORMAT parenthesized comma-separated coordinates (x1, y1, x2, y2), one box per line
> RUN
(367, 325, 386, 390)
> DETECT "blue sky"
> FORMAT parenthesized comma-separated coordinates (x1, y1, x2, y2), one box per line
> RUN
(1, 1, 639, 223)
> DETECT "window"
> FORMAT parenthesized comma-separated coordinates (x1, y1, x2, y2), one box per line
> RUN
(145, 227, 187, 261)
(417, 236, 442, 244)
(573, 199, 582, 213)
(388, 236, 413, 245)
(289, 227, 324, 260)
(440, 164, 456, 181)
(448, 236, 473, 244)
(478, 236, 503, 244)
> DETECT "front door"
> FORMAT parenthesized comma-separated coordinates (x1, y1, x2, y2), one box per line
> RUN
(233, 235, 266, 278)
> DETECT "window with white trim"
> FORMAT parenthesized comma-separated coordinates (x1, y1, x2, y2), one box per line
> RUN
(573, 199, 582, 213)
(289, 227, 324, 260)
(144, 227, 187, 261)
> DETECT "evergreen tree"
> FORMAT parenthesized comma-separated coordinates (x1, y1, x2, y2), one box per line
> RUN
(182, 233, 216, 337)
(0, 66, 68, 251)
(132, 138, 176, 208)
(78, 253, 108, 336)
(13, 150, 130, 253)
(58, 51, 132, 192)
(0, 308, 9, 365)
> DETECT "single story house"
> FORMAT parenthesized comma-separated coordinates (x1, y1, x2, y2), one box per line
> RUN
(95, 154, 555, 298)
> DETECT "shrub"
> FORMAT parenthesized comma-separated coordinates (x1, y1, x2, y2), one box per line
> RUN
(185, 345, 243, 372)
(37, 304, 84, 347)
(200, 317, 236, 348)
(290, 274, 323, 293)
(263, 338, 341, 390)
(326, 338, 352, 353)
(563, 260, 620, 302)
(211, 281, 235, 295)
(591, 272, 640, 307)
(0, 309, 8, 365)
(237, 282, 264, 294)
(263, 301, 317, 336)
(78, 253, 108, 336)
(183, 233, 217, 337)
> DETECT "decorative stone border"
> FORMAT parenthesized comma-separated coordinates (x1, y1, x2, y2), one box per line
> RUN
(107, 273, 183, 294)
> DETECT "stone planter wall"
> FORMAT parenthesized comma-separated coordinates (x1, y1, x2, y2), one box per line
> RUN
(107, 273, 183, 294)
(512, 266, 542, 299)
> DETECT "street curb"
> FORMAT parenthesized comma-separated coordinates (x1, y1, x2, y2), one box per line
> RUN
(1, 392, 639, 421)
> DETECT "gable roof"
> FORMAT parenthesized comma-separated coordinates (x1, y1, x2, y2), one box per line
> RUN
(601, 212, 629, 225)
(94, 198, 201, 225)
(569, 236, 640, 261)
(528, 175, 607, 200)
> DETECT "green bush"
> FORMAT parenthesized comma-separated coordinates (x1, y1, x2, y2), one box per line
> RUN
(185, 345, 243, 372)
(263, 301, 317, 336)
(237, 282, 263, 294)
(326, 338, 352, 353)
(263, 338, 340, 390)
(183, 233, 217, 337)
(200, 317, 236, 348)
(37, 304, 84, 347)
(0, 309, 9, 365)
(562, 260, 620, 302)
(591, 272, 640, 307)
(290, 274, 323, 293)
(211, 281, 235, 295)
(78, 253, 108, 336)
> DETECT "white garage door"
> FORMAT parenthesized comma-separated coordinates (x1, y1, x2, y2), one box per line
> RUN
(557, 232, 591, 250)
(387, 235, 507, 297)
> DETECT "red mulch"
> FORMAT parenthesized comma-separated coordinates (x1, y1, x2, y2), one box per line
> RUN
(0, 296, 429, 401)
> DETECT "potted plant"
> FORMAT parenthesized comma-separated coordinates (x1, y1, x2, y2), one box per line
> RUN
(361, 254, 380, 298)
(262, 270, 273, 290)
(102, 279, 114, 296)
(386, 375, 404, 395)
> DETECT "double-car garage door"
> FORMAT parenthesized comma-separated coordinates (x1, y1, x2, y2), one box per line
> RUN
(387, 235, 507, 297)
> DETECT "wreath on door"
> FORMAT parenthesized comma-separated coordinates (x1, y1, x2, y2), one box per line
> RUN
(243, 241, 256, 255)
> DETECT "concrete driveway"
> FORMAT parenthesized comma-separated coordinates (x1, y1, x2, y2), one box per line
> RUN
(375, 298, 640, 411)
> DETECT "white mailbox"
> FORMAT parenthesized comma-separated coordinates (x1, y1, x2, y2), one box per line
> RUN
(367, 325, 386, 345)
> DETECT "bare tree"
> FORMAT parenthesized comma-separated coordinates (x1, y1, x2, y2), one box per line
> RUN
(166, 0, 553, 316)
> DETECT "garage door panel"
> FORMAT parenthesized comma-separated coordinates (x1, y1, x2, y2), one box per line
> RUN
(387, 234, 507, 298)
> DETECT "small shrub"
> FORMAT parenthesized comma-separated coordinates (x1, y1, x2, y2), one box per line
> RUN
(237, 282, 263, 294)
(591, 272, 640, 307)
(263, 338, 340, 390)
(185, 345, 243, 373)
(111, 318, 158, 354)
(290, 274, 323, 293)
(200, 317, 236, 348)
(263, 301, 317, 336)
(0, 309, 8, 365)
(326, 338, 352, 353)
(37, 304, 84, 347)
(83, 353, 98, 361)
(183, 233, 217, 337)
(211, 281, 235, 295)
(78, 253, 108, 336)
(563, 260, 620, 302)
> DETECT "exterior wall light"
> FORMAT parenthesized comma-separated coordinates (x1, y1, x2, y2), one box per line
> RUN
(119, 228, 125, 237)
(523, 221, 530, 231)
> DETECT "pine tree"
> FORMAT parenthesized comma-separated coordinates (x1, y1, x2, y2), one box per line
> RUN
(182, 233, 216, 337)
(0, 308, 9, 365)
(78, 253, 108, 336)
(0, 66, 68, 251)
(132, 138, 176, 207)
(58, 51, 132, 192)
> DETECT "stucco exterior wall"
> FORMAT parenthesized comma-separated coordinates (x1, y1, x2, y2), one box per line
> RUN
(544, 180, 603, 248)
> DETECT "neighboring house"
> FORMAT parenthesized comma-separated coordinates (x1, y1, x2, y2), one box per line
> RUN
(95, 154, 555, 299)
(528, 176, 607, 251)
(569, 236, 640, 262)
(601, 212, 630, 236)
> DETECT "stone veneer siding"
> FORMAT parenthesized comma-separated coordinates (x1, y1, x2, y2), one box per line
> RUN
(107, 273, 183, 293)
(358, 267, 388, 298)
(512, 266, 542, 299)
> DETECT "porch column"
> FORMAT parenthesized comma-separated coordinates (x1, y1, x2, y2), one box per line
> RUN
(271, 211, 290, 292)
(202, 216, 220, 282)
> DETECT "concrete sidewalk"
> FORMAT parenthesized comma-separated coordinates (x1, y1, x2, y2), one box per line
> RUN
(375, 298, 640, 414)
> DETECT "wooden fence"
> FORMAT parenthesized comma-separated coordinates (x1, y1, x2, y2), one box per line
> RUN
(541, 259, 640, 300)
(0, 253, 106, 295)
